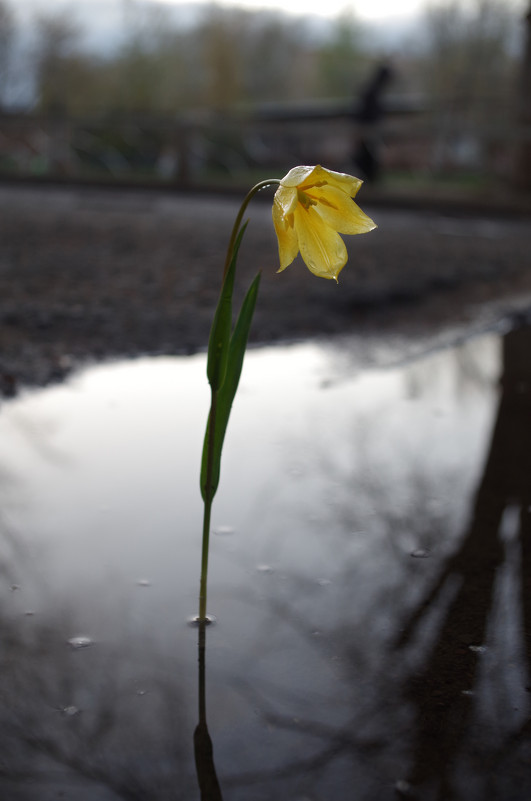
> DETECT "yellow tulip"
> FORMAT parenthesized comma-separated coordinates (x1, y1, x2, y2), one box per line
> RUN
(272, 165, 376, 281)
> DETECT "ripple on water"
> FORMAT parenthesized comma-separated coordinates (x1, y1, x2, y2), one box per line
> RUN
(60, 705, 80, 716)
(67, 635, 94, 650)
(256, 564, 274, 574)
(410, 548, 431, 559)
(187, 615, 217, 627)
(213, 525, 235, 536)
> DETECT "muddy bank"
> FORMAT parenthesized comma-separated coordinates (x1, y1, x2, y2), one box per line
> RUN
(1, 184, 530, 393)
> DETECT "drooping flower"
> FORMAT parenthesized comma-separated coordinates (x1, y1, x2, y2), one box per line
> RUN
(272, 165, 376, 281)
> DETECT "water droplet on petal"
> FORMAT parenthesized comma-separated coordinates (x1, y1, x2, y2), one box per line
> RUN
(24, 610, 36, 616)
(67, 635, 94, 650)
(411, 548, 430, 559)
(136, 578, 151, 587)
(256, 564, 274, 574)
(317, 578, 332, 586)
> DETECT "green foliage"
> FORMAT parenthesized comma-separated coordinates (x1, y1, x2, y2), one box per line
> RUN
(418, 0, 519, 120)
(32, 13, 83, 113)
(1, 0, 523, 129)
(317, 12, 366, 98)
(18, 2, 368, 116)
(0, 0, 14, 105)
(201, 249, 261, 502)
(206, 224, 247, 391)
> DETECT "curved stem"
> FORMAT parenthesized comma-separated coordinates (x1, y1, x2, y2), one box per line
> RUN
(222, 179, 280, 281)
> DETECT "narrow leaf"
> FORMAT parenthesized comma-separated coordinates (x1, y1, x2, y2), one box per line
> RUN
(206, 223, 248, 391)
(200, 271, 261, 501)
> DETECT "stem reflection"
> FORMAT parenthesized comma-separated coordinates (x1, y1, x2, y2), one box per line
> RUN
(193, 621, 224, 801)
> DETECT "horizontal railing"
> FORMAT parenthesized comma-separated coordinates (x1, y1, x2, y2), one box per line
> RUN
(0, 100, 528, 189)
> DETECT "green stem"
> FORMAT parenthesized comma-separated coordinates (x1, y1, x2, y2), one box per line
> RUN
(199, 389, 217, 621)
(198, 496, 212, 622)
(222, 179, 280, 281)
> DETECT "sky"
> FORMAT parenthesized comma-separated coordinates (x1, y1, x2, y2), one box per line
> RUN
(10, 0, 527, 55)
(157, 0, 428, 22)
(12, 0, 430, 26)
(10, 0, 435, 55)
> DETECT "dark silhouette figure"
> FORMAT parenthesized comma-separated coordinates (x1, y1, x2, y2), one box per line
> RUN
(353, 64, 393, 182)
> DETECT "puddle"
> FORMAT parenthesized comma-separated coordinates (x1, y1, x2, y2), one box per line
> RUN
(0, 326, 529, 801)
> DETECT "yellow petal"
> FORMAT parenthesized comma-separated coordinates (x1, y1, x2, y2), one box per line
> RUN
(279, 165, 316, 188)
(294, 205, 347, 280)
(300, 165, 363, 198)
(310, 185, 377, 235)
(272, 195, 299, 272)
(273, 183, 298, 217)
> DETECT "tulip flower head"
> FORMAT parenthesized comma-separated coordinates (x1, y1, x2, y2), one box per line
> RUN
(272, 165, 376, 281)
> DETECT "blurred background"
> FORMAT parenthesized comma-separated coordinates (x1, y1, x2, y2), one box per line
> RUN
(0, 7, 530, 797)
(0, 0, 529, 198)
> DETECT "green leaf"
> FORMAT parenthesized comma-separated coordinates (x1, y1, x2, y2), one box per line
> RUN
(201, 271, 261, 501)
(206, 223, 248, 392)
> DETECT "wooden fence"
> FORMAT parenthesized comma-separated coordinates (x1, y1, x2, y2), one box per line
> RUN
(0, 98, 527, 189)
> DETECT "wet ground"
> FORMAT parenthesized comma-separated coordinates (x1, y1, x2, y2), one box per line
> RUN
(0, 183, 530, 391)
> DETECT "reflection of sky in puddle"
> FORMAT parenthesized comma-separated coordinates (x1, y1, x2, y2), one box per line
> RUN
(1, 337, 498, 614)
(0, 331, 529, 800)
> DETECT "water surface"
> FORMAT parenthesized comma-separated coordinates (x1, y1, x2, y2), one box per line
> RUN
(0, 326, 529, 801)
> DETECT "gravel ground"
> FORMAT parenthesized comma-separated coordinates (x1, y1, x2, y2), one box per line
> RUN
(1, 183, 530, 394)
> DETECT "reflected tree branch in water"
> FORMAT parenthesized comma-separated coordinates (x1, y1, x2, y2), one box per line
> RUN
(394, 323, 531, 799)
(222, 677, 384, 789)
(0, 590, 193, 799)
(194, 621, 224, 801)
(218, 596, 392, 793)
